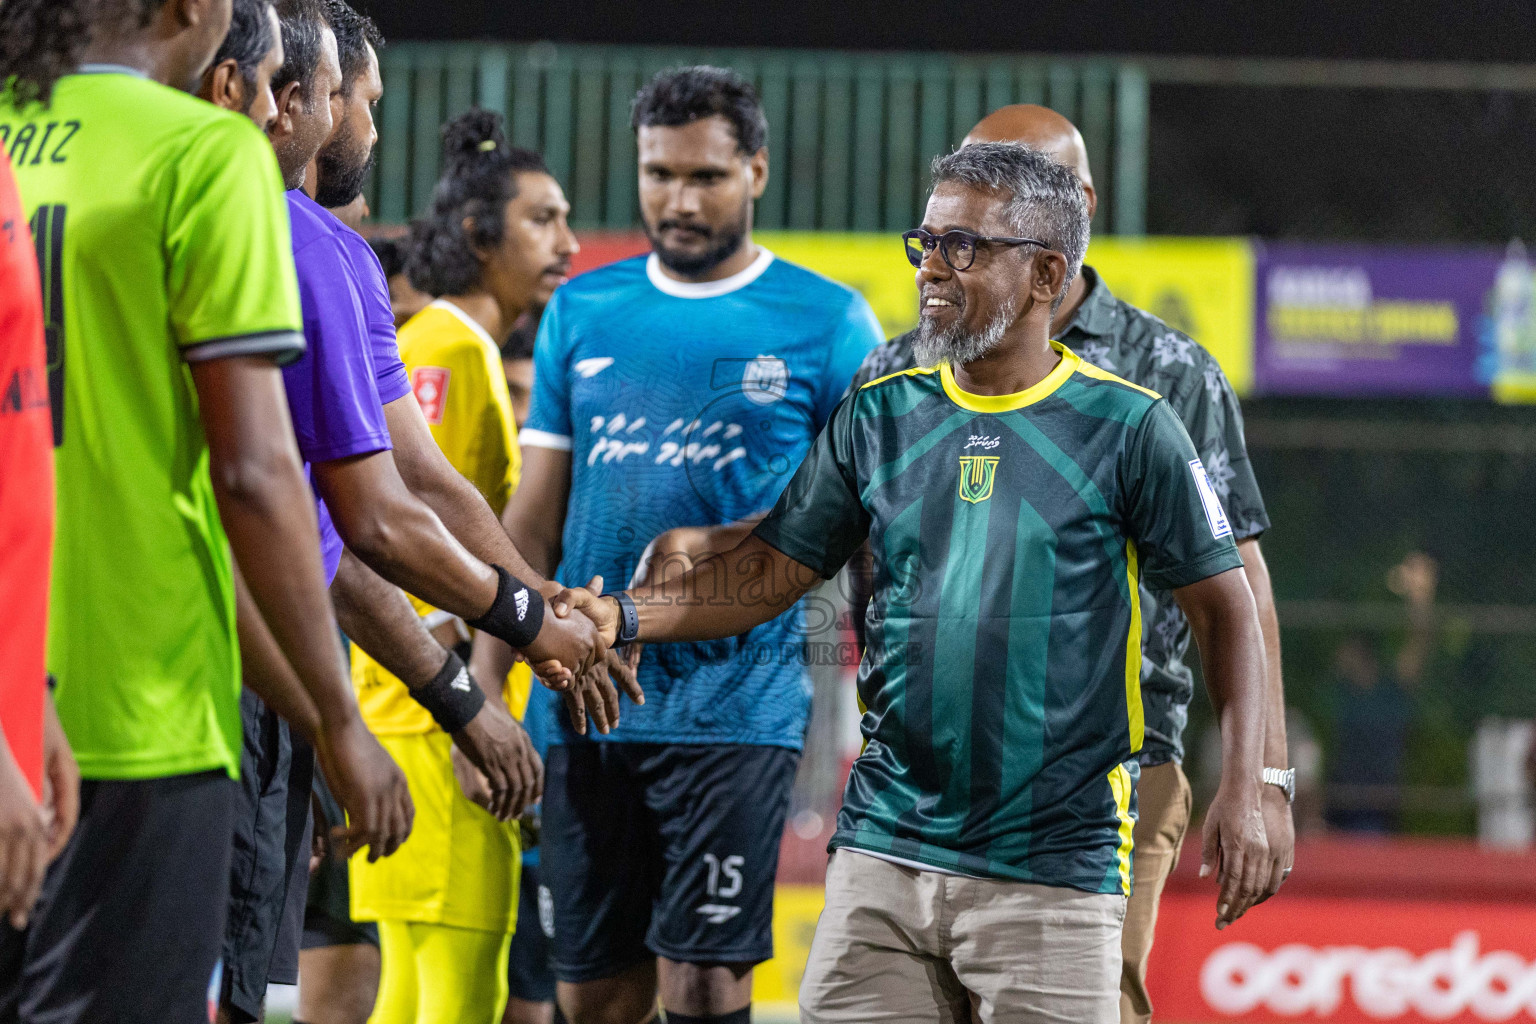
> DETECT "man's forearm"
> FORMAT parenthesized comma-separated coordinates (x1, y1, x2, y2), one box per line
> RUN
(1239, 540, 1287, 769)
(385, 396, 557, 590)
(234, 565, 322, 743)
(325, 470, 504, 621)
(1179, 569, 1267, 782)
(221, 488, 356, 730)
(196, 359, 363, 733)
(408, 454, 554, 590)
(332, 550, 451, 686)
(631, 535, 821, 644)
(332, 549, 508, 710)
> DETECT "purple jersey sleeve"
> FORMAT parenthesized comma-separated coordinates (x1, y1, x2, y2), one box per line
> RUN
(283, 193, 393, 585)
(282, 194, 392, 465)
(339, 228, 412, 406)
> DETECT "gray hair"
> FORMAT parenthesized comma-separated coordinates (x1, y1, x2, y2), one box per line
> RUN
(930, 142, 1090, 310)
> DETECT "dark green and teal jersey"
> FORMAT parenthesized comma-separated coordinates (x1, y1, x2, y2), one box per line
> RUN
(754, 343, 1243, 894)
(851, 267, 1271, 766)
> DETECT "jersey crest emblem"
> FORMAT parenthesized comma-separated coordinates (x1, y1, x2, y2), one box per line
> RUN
(958, 455, 1000, 504)
(741, 356, 789, 406)
(411, 366, 450, 425)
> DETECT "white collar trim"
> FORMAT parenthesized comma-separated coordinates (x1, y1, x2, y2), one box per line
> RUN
(429, 299, 498, 350)
(645, 248, 774, 299)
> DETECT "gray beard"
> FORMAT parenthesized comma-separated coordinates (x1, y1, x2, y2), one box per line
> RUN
(913, 298, 1017, 367)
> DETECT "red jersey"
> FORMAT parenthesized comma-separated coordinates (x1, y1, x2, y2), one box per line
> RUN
(0, 151, 51, 800)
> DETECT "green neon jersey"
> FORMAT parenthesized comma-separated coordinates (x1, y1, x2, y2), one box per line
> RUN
(0, 69, 303, 780)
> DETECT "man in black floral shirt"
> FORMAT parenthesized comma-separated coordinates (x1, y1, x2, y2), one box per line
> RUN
(848, 105, 1292, 1024)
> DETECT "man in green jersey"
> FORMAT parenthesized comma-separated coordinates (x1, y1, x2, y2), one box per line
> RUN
(565, 143, 1270, 1023)
(0, 0, 416, 1020)
(850, 105, 1295, 1024)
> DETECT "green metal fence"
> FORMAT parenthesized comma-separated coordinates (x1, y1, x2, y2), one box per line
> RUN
(371, 43, 1149, 235)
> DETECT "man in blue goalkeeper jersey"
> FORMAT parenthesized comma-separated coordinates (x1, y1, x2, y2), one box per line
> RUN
(477, 65, 881, 1024)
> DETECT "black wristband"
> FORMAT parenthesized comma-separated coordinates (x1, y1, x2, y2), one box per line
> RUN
(612, 592, 639, 647)
(409, 650, 485, 734)
(466, 565, 545, 650)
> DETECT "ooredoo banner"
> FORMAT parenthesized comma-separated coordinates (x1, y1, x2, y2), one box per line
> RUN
(1148, 892, 1536, 1023)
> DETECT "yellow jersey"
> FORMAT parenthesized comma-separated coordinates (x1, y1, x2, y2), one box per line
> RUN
(353, 299, 533, 732)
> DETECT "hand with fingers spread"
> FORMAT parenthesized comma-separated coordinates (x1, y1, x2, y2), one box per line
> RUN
(1200, 780, 1269, 930)
(554, 650, 626, 736)
(451, 707, 543, 820)
(313, 713, 415, 862)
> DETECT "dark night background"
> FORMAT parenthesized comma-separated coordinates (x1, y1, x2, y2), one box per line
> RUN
(359, 1, 1529, 63)
(355, 0, 1536, 244)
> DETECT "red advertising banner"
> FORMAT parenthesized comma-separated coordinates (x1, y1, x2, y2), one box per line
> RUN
(1148, 893, 1536, 1023)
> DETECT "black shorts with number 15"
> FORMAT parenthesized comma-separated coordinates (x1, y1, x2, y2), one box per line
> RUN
(540, 742, 799, 982)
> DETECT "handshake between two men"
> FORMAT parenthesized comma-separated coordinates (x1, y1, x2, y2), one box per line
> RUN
(456, 525, 752, 823)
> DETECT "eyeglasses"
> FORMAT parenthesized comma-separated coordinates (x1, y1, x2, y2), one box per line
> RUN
(903, 228, 1050, 272)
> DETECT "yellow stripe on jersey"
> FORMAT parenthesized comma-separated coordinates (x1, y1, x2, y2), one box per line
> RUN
(859, 364, 940, 391)
(1107, 763, 1136, 897)
(1073, 355, 1164, 401)
(353, 300, 528, 734)
(1124, 539, 1145, 754)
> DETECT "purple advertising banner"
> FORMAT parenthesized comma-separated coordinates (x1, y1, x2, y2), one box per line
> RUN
(1252, 242, 1535, 398)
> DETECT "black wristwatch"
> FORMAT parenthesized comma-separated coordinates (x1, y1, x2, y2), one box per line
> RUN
(1262, 766, 1296, 804)
(609, 592, 639, 647)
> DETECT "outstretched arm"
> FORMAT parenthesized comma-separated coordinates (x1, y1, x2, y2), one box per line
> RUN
(194, 356, 413, 861)
(313, 449, 604, 681)
(1175, 566, 1268, 931)
(1239, 538, 1293, 902)
(624, 535, 824, 645)
(385, 394, 559, 591)
(469, 444, 643, 728)
(331, 550, 540, 820)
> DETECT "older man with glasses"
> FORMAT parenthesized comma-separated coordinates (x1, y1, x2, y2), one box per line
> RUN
(852, 105, 1293, 1024)
(560, 141, 1273, 1024)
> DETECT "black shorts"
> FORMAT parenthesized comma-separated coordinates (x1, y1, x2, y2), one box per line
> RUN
(541, 742, 798, 983)
(505, 859, 555, 1003)
(221, 691, 315, 1022)
(301, 768, 379, 951)
(0, 771, 236, 1024)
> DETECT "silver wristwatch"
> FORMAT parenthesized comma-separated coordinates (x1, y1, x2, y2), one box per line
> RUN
(1262, 766, 1296, 804)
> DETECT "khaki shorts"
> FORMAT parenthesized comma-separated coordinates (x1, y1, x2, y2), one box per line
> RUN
(800, 850, 1126, 1024)
(1119, 760, 1193, 1024)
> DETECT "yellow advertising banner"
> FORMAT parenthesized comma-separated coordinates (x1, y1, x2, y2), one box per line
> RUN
(757, 232, 1257, 394)
(1087, 237, 1256, 395)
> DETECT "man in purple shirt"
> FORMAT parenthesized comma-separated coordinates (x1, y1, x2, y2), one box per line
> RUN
(211, 4, 617, 1020)
(309, 1, 637, 743)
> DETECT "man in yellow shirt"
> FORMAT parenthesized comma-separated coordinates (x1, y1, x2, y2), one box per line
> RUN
(350, 108, 579, 1024)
